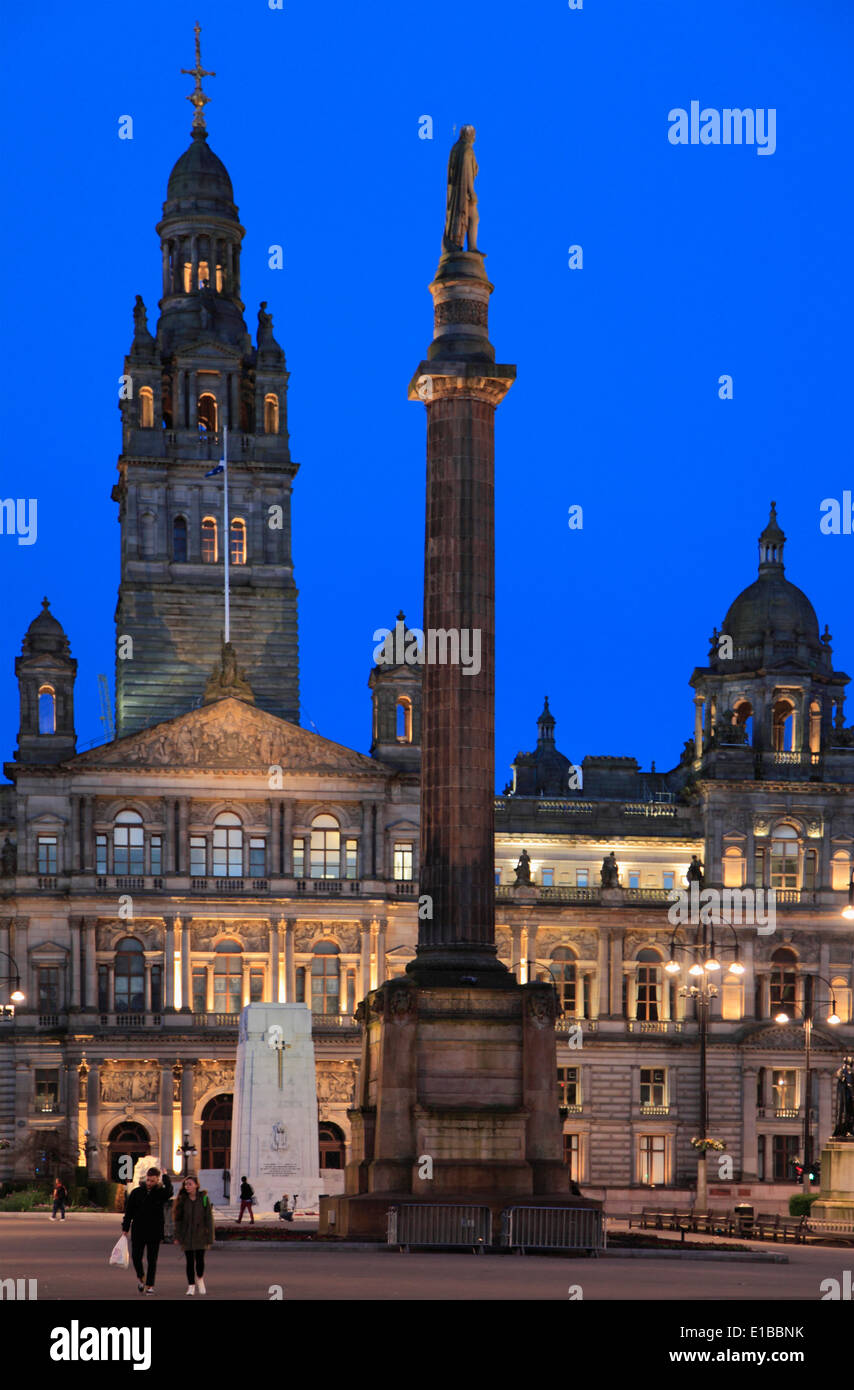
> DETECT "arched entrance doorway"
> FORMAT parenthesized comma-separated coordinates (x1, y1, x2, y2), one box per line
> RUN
(107, 1121, 150, 1181)
(318, 1122, 346, 1172)
(200, 1094, 232, 1170)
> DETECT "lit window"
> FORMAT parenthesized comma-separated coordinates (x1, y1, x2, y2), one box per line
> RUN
(292, 837, 306, 878)
(639, 1135, 666, 1185)
(311, 942, 340, 1014)
(173, 516, 188, 563)
(541, 867, 554, 887)
(770, 947, 797, 1010)
(310, 815, 340, 879)
(640, 1068, 666, 1108)
(38, 836, 57, 874)
(113, 811, 144, 876)
(190, 836, 207, 877)
(38, 686, 56, 735)
(628, 871, 640, 889)
(576, 868, 588, 888)
(150, 836, 162, 877)
(198, 393, 217, 433)
(722, 846, 746, 888)
(832, 851, 852, 892)
(393, 842, 413, 881)
(557, 1066, 579, 1108)
(201, 517, 218, 563)
(96, 835, 107, 875)
(636, 949, 662, 1022)
(264, 394, 279, 434)
(115, 936, 144, 1012)
(552, 948, 577, 1014)
(662, 871, 674, 890)
(345, 838, 358, 879)
(214, 940, 243, 1014)
(770, 825, 799, 890)
(213, 812, 243, 878)
(139, 387, 154, 428)
(563, 1132, 580, 1179)
(230, 518, 246, 565)
(396, 697, 412, 743)
(249, 838, 265, 878)
(197, 260, 210, 289)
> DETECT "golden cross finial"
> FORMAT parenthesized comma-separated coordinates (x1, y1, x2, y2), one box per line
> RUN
(181, 22, 216, 131)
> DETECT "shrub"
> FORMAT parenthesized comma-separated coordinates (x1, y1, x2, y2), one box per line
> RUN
(789, 1193, 820, 1217)
(0, 1187, 47, 1211)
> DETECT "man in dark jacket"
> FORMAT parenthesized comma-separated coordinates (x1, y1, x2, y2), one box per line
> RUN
(121, 1167, 173, 1294)
(237, 1175, 255, 1224)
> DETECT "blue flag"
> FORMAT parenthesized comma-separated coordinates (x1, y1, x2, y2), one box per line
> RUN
(204, 463, 225, 477)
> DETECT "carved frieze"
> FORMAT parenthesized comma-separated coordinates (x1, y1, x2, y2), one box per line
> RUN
(100, 1066, 159, 1105)
(316, 1063, 357, 1104)
(194, 1062, 235, 1099)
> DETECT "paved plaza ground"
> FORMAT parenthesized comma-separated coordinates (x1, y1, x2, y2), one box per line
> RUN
(0, 1213, 849, 1301)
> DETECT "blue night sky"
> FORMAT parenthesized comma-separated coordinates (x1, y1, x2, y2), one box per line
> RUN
(1, 0, 851, 783)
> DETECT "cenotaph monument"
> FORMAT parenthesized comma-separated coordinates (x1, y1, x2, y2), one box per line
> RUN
(229, 1003, 322, 1211)
(812, 1054, 854, 1223)
(319, 128, 589, 1238)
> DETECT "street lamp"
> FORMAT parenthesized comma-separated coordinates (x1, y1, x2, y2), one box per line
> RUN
(0, 950, 25, 1004)
(773, 975, 840, 1191)
(842, 876, 854, 922)
(176, 1132, 198, 1177)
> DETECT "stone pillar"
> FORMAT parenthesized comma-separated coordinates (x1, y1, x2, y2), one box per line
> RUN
(407, 244, 515, 985)
(359, 921, 371, 1000)
(742, 1065, 759, 1179)
(181, 1063, 195, 1154)
(595, 930, 608, 1018)
(164, 919, 176, 1010)
(87, 1060, 101, 1165)
(144, 961, 152, 1013)
(818, 1069, 833, 1150)
(206, 965, 214, 1012)
(178, 800, 190, 874)
(0, 918, 9, 1005)
(363, 804, 375, 881)
(284, 919, 296, 1002)
(282, 802, 293, 876)
(70, 795, 80, 873)
(526, 923, 539, 982)
(107, 965, 115, 1013)
(84, 918, 97, 1011)
(161, 242, 169, 296)
(376, 919, 387, 987)
(510, 923, 523, 979)
(609, 929, 624, 1018)
(82, 797, 94, 871)
(270, 918, 280, 1002)
(694, 695, 704, 754)
(69, 918, 81, 1009)
(160, 1063, 174, 1174)
(13, 918, 29, 1008)
(190, 236, 198, 293)
(180, 917, 192, 1012)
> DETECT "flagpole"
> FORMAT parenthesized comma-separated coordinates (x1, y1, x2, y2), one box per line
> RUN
(222, 425, 230, 643)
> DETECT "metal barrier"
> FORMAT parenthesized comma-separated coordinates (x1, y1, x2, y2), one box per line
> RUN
(501, 1206, 604, 1254)
(387, 1204, 492, 1252)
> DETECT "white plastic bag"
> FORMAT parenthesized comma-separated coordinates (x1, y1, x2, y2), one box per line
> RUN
(109, 1233, 129, 1268)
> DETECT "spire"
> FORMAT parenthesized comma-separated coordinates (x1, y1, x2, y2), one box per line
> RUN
(537, 695, 555, 746)
(758, 501, 785, 574)
(181, 22, 215, 135)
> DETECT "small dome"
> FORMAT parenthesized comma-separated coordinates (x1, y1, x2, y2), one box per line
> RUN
(22, 597, 70, 656)
(723, 575, 820, 646)
(165, 130, 236, 215)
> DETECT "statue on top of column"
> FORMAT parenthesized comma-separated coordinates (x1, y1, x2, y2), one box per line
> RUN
(443, 126, 479, 253)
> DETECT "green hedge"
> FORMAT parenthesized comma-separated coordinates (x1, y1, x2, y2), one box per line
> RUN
(87, 1180, 123, 1211)
(0, 1187, 49, 1211)
(789, 1193, 821, 1216)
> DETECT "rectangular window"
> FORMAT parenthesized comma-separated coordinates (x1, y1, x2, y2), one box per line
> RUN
(213, 825, 242, 877)
(494, 870, 502, 886)
(803, 850, 817, 893)
(37, 836, 57, 874)
(97, 964, 108, 1013)
(770, 841, 799, 890)
(772, 1133, 800, 1182)
(541, 867, 554, 887)
(34, 1070, 59, 1114)
(96, 834, 108, 875)
(628, 871, 640, 889)
(639, 1134, 666, 1185)
(114, 825, 144, 875)
(150, 964, 162, 1013)
(250, 968, 265, 1003)
(393, 842, 413, 881)
(640, 1067, 666, 1108)
(758, 1134, 766, 1182)
(662, 871, 674, 891)
(754, 846, 765, 887)
(292, 837, 305, 879)
(192, 969, 207, 1014)
(563, 1132, 580, 1179)
(150, 836, 162, 877)
(38, 967, 60, 1013)
(772, 1069, 798, 1115)
(636, 966, 660, 1022)
(576, 868, 588, 887)
(344, 838, 359, 879)
(557, 1066, 579, 1108)
(190, 836, 206, 877)
(249, 838, 266, 878)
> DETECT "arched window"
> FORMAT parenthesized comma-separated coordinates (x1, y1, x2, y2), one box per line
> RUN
(311, 941, 340, 1014)
(201, 517, 218, 563)
(722, 845, 746, 888)
(396, 696, 412, 744)
(310, 814, 340, 879)
(809, 701, 822, 754)
(38, 685, 56, 735)
(832, 850, 852, 892)
(772, 698, 796, 753)
(770, 824, 799, 890)
(198, 393, 217, 433)
(636, 948, 662, 1022)
(173, 516, 188, 563)
(264, 394, 279, 434)
(213, 812, 243, 878)
(139, 387, 154, 428)
(214, 940, 243, 1013)
(832, 977, 852, 1025)
(140, 511, 156, 559)
(551, 947, 577, 1015)
(201, 1094, 233, 1168)
(115, 936, 145, 1012)
(114, 810, 144, 875)
(733, 699, 753, 744)
(770, 946, 797, 1010)
(319, 1121, 346, 1170)
(230, 518, 246, 566)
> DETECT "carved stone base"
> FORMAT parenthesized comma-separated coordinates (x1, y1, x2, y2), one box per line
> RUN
(811, 1139, 854, 1223)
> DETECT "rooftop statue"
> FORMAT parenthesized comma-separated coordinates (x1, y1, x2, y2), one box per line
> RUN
(443, 126, 479, 253)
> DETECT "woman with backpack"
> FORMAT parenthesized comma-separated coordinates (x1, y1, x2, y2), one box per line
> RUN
(173, 1174, 215, 1296)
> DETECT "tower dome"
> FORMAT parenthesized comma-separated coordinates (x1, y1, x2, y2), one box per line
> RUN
(165, 129, 236, 216)
(21, 597, 71, 656)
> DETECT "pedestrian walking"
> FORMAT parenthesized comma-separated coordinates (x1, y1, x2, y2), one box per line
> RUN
(173, 1174, 215, 1295)
(121, 1166, 173, 1295)
(51, 1178, 68, 1221)
(236, 1175, 255, 1224)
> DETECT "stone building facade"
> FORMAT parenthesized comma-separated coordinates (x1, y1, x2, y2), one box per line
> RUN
(1, 65, 853, 1208)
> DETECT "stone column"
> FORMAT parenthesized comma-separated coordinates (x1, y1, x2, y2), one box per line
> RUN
(164, 919, 176, 1011)
(510, 923, 523, 979)
(87, 1060, 101, 1166)
(181, 1064, 195, 1156)
(359, 921, 371, 1000)
(180, 917, 192, 1012)
(595, 930, 608, 1018)
(69, 918, 81, 1009)
(160, 1064, 174, 1174)
(284, 919, 296, 1002)
(13, 918, 29, 1008)
(70, 795, 80, 873)
(178, 799, 190, 873)
(144, 960, 152, 1013)
(107, 965, 115, 1013)
(84, 918, 97, 1011)
(190, 236, 198, 293)
(376, 918, 387, 987)
(407, 245, 515, 985)
(206, 965, 214, 1012)
(526, 923, 539, 982)
(282, 802, 293, 876)
(270, 918, 280, 1002)
(362, 804, 374, 881)
(0, 919, 9, 1005)
(161, 242, 169, 296)
(694, 695, 704, 754)
(609, 928, 624, 1018)
(742, 1065, 759, 1180)
(82, 797, 94, 871)
(818, 1070, 833, 1151)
